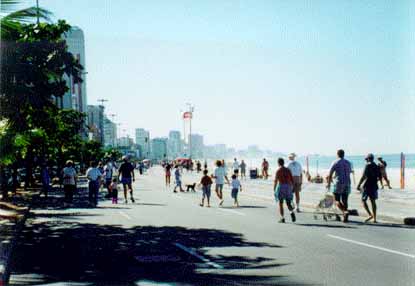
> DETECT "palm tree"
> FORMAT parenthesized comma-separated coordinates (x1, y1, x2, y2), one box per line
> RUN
(1, 0, 52, 38)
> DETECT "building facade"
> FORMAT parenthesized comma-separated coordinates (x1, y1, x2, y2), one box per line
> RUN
(135, 128, 151, 159)
(61, 27, 87, 113)
(87, 105, 104, 143)
(168, 130, 182, 159)
(189, 134, 204, 159)
(151, 138, 168, 162)
(103, 116, 117, 147)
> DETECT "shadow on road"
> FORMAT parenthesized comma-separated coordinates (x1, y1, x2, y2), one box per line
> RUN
(9, 212, 308, 286)
(296, 223, 357, 229)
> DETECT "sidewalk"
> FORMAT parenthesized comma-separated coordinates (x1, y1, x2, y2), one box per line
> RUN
(0, 191, 34, 286)
(177, 168, 415, 224)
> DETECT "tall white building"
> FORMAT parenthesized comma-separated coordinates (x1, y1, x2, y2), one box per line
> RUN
(168, 130, 182, 159)
(135, 128, 150, 159)
(103, 116, 117, 147)
(61, 27, 87, 113)
(151, 138, 168, 161)
(87, 105, 104, 143)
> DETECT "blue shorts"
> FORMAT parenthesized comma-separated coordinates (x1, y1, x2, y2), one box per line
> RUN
(274, 184, 293, 202)
(202, 185, 211, 198)
(176, 180, 182, 187)
(216, 184, 224, 191)
(121, 177, 132, 185)
(332, 183, 351, 195)
(231, 188, 239, 199)
(362, 188, 378, 201)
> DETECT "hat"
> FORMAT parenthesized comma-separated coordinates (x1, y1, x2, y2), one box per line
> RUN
(365, 153, 374, 161)
(288, 153, 296, 159)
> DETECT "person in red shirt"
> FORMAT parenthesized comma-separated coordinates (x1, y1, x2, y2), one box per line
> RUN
(273, 158, 296, 223)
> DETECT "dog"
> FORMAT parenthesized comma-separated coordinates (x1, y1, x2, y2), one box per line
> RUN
(185, 183, 196, 192)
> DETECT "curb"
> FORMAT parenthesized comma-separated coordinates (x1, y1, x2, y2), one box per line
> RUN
(0, 202, 32, 286)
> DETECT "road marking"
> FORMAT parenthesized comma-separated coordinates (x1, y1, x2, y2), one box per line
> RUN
(118, 211, 132, 220)
(218, 208, 246, 216)
(173, 242, 224, 269)
(327, 235, 415, 259)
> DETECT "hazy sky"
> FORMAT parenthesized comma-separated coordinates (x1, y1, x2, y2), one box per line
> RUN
(22, 0, 415, 155)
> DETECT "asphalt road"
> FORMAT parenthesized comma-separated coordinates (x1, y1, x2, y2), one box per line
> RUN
(9, 167, 415, 286)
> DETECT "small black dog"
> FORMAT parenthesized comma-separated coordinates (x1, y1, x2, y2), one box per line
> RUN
(185, 183, 196, 192)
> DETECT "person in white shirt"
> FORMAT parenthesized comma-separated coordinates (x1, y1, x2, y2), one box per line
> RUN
(231, 174, 242, 207)
(213, 160, 230, 206)
(62, 160, 77, 206)
(232, 158, 240, 176)
(287, 153, 303, 212)
(86, 161, 102, 207)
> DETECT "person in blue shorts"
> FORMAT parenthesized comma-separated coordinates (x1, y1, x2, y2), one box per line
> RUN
(199, 170, 213, 207)
(357, 153, 381, 223)
(173, 165, 184, 193)
(231, 174, 242, 207)
(273, 158, 296, 223)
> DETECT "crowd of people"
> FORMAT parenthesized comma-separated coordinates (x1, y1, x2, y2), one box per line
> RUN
(162, 150, 392, 224)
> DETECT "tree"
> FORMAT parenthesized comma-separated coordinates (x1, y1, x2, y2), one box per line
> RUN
(0, 20, 84, 194)
(1, 0, 52, 39)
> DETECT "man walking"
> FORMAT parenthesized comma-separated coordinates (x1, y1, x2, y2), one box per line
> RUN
(287, 153, 303, 212)
(103, 160, 114, 199)
(240, 160, 247, 180)
(86, 161, 102, 207)
(62, 160, 77, 207)
(377, 157, 392, 189)
(213, 160, 230, 206)
(118, 156, 136, 203)
(357, 154, 381, 223)
(232, 158, 240, 175)
(262, 158, 269, 179)
(327, 149, 352, 222)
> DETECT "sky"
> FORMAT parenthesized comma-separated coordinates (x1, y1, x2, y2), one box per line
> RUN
(17, 0, 415, 155)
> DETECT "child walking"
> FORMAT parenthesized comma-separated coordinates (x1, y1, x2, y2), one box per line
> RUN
(173, 165, 184, 193)
(231, 174, 242, 207)
(200, 170, 213, 207)
(109, 178, 118, 204)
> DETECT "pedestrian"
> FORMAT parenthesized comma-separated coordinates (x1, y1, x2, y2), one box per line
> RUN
(232, 158, 240, 176)
(109, 178, 119, 204)
(118, 156, 136, 203)
(165, 162, 172, 187)
(199, 169, 213, 207)
(287, 153, 303, 213)
(173, 165, 184, 193)
(62, 160, 77, 207)
(240, 160, 246, 180)
(377, 157, 392, 189)
(327, 149, 352, 222)
(357, 154, 381, 223)
(138, 161, 144, 175)
(273, 158, 296, 223)
(196, 161, 202, 173)
(103, 160, 114, 199)
(204, 160, 208, 170)
(86, 161, 102, 207)
(98, 161, 105, 192)
(262, 158, 269, 179)
(231, 174, 242, 207)
(213, 160, 230, 206)
(40, 162, 51, 198)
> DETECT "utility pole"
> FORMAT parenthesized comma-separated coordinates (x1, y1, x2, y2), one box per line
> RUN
(36, 0, 40, 24)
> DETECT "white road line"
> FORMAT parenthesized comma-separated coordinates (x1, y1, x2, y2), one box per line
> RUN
(118, 211, 132, 220)
(173, 242, 224, 269)
(218, 208, 247, 216)
(327, 234, 415, 259)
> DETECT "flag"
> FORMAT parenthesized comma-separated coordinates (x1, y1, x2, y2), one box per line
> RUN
(183, 111, 192, 119)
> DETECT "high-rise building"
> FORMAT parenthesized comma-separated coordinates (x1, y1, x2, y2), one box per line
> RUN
(117, 136, 134, 148)
(135, 128, 150, 159)
(189, 134, 204, 159)
(168, 130, 182, 159)
(61, 27, 87, 113)
(151, 138, 168, 161)
(103, 116, 117, 147)
(87, 105, 104, 143)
